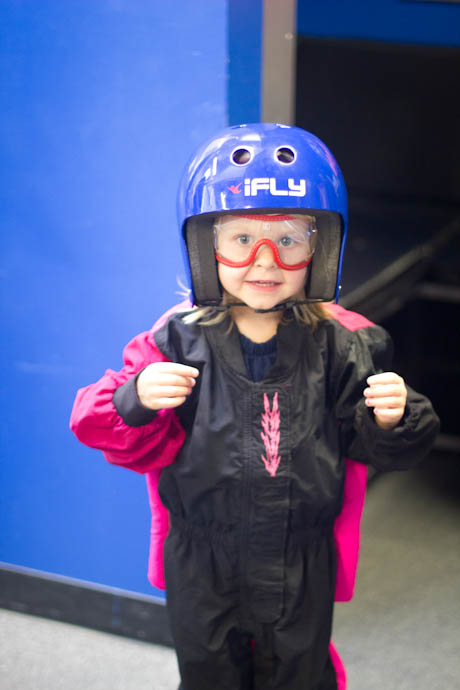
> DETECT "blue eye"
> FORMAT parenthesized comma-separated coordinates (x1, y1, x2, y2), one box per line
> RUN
(236, 234, 251, 246)
(278, 236, 295, 247)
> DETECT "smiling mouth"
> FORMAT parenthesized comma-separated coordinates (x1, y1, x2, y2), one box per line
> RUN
(246, 280, 281, 289)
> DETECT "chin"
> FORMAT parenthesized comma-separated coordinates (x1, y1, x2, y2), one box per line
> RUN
(244, 296, 282, 312)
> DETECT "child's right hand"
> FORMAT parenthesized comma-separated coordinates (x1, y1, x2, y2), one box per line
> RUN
(136, 362, 199, 410)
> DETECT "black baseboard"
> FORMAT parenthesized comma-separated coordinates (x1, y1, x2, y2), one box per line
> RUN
(0, 566, 173, 647)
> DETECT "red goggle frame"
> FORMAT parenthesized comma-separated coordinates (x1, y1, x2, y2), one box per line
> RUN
(215, 238, 313, 272)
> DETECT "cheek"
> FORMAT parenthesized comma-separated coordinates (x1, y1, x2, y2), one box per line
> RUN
(289, 267, 308, 294)
(217, 263, 247, 293)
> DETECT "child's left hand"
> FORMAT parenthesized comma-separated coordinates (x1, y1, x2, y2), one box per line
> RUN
(363, 372, 407, 430)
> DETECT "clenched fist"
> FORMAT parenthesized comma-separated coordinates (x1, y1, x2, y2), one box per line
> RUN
(363, 372, 407, 430)
(137, 362, 200, 410)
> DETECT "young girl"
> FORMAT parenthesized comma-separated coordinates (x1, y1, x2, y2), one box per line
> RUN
(70, 123, 439, 690)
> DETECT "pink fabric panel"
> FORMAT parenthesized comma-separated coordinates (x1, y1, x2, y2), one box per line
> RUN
(334, 458, 368, 601)
(328, 303, 374, 331)
(329, 641, 347, 690)
(146, 469, 171, 589)
(329, 303, 371, 601)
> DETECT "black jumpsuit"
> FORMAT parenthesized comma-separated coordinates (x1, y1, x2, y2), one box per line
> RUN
(141, 311, 439, 690)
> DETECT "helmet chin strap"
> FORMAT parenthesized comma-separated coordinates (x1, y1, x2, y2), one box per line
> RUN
(254, 300, 308, 313)
(210, 298, 325, 314)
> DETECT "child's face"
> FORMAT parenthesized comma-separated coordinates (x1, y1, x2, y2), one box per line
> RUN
(216, 215, 309, 312)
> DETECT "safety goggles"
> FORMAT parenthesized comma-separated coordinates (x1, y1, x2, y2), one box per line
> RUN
(214, 214, 317, 271)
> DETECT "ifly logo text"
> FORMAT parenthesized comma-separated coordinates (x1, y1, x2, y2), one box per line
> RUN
(228, 178, 306, 197)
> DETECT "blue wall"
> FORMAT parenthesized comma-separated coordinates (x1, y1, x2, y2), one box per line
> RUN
(0, 0, 233, 597)
(228, 0, 263, 125)
(298, 0, 460, 46)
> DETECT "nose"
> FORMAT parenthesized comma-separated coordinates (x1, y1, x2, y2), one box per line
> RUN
(253, 242, 276, 267)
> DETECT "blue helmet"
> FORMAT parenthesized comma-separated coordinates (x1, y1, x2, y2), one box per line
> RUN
(177, 123, 347, 306)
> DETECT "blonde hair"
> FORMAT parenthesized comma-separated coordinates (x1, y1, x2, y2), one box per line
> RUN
(181, 292, 331, 330)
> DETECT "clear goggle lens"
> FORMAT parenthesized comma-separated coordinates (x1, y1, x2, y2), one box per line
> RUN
(214, 214, 317, 270)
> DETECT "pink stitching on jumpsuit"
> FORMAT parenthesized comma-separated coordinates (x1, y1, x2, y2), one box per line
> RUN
(260, 392, 281, 477)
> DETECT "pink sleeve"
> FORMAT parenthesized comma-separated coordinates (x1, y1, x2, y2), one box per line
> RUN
(70, 302, 189, 474)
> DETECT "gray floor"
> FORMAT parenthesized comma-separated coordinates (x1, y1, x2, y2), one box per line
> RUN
(1, 453, 459, 690)
(0, 608, 180, 690)
(332, 454, 460, 690)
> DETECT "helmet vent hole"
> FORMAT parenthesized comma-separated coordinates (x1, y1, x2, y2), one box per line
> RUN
(276, 147, 296, 164)
(231, 148, 252, 165)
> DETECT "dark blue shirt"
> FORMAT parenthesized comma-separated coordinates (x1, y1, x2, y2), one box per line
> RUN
(239, 333, 277, 382)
